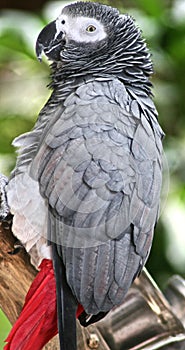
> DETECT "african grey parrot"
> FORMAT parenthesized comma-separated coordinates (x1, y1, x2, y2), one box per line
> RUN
(3, 1, 164, 349)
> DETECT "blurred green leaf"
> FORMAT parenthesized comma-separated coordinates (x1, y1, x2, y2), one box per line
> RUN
(135, 0, 164, 17)
(0, 116, 34, 154)
(0, 31, 35, 60)
(0, 309, 11, 349)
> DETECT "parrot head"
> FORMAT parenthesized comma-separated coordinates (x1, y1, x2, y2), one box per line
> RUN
(35, 1, 153, 81)
(36, 1, 119, 61)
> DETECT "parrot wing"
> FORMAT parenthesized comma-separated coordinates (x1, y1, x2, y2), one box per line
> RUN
(29, 77, 163, 314)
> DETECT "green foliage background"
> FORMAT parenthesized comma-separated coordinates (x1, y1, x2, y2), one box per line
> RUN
(0, 0, 185, 345)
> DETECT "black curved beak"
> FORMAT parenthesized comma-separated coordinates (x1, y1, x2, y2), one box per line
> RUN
(35, 20, 65, 61)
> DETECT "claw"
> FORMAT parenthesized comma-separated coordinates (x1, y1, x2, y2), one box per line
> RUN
(8, 240, 24, 255)
(78, 310, 109, 327)
(0, 174, 10, 221)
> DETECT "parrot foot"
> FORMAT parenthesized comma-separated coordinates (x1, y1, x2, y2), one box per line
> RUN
(78, 311, 109, 327)
(0, 173, 11, 222)
(8, 240, 24, 255)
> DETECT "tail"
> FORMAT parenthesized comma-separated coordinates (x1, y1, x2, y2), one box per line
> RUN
(52, 243, 79, 350)
(4, 259, 84, 350)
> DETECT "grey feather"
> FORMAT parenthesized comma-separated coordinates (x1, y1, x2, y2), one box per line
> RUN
(28, 77, 163, 312)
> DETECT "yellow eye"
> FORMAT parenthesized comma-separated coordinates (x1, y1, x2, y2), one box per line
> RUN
(86, 25, 96, 33)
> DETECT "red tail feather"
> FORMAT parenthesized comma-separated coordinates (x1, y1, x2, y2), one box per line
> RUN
(4, 259, 84, 350)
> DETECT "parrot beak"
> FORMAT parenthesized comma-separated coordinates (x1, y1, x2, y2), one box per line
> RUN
(35, 20, 65, 61)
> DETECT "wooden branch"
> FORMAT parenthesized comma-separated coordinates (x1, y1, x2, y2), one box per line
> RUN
(0, 222, 60, 349)
(0, 222, 110, 350)
(0, 222, 37, 324)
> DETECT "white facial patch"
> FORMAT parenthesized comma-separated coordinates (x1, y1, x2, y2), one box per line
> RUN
(56, 14, 107, 43)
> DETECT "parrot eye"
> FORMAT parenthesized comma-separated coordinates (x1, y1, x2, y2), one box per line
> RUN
(86, 25, 96, 33)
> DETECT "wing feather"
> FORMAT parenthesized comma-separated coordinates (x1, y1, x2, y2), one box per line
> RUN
(32, 78, 163, 312)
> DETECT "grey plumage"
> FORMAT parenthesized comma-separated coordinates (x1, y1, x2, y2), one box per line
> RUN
(36, 77, 162, 313)
(7, 2, 164, 349)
